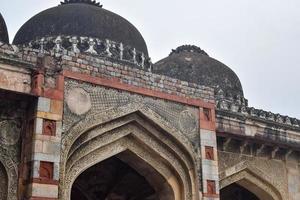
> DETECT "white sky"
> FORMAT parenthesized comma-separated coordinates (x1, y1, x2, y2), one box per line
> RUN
(1, 0, 300, 118)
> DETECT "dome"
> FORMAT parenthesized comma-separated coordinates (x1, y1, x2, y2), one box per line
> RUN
(0, 13, 9, 43)
(153, 45, 244, 98)
(13, 0, 148, 56)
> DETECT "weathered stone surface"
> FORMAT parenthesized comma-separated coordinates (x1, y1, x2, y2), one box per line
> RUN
(0, 120, 20, 146)
(63, 79, 200, 144)
(0, 64, 31, 94)
(0, 162, 8, 200)
(29, 183, 58, 198)
(66, 87, 91, 115)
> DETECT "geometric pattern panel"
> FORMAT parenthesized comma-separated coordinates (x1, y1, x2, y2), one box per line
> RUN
(64, 79, 199, 144)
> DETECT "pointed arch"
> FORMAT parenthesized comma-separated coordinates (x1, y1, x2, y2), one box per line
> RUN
(60, 105, 200, 200)
(220, 166, 283, 200)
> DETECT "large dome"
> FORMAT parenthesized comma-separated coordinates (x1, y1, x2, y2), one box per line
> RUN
(153, 45, 244, 98)
(0, 13, 9, 43)
(13, 0, 148, 55)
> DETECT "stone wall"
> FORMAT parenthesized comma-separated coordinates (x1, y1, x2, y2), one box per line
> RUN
(218, 151, 288, 199)
(0, 43, 215, 103)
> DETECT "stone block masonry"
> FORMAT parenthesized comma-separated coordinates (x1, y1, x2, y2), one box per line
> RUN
(0, 43, 215, 104)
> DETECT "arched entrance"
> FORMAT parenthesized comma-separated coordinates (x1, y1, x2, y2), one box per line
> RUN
(60, 107, 199, 200)
(0, 162, 8, 200)
(220, 183, 259, 200)
(71, 151, 174, 200)
(219, 167, 283, 200)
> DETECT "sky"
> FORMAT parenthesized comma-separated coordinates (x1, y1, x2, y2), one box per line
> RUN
(1, 0, 300, 118)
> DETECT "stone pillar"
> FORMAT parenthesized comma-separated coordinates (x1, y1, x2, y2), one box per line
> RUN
(23, 57, 64, 200)
(199, 107, 220, 200)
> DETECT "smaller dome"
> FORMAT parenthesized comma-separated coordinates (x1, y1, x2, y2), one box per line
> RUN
(0, 13, 9, 43)
(153, 45, 244, 98)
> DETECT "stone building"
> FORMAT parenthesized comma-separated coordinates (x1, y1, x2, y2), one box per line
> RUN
(0, 1, 299, 200)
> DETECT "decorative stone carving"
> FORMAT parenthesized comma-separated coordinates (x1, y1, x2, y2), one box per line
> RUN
(69, 36, 80, 53)
(219, 100, 229, 110)
(105, 39, 112, 57)
(61, 0, 103, 7)
(0, 162, 8, 200)
(230, 103, 239, 112)
(216, 98, 300, 129)
(64, 80, 199, 142)
(218, 151, 288, 200)
(0, 120, 21, 146)
(66, 87, 92, 115)
(43, 119, 56, 136)
(170, 45, 208, 56)
(54, 36, 64, 53)
(0, 148, 18, 200)
(21, 35, 152, 70)
(85, 38, 97, 54)
(119, 43, 124, 60)
(179, 110, 197, 134)
(284, 116, 292, 125)
(60, 107, 198, 200)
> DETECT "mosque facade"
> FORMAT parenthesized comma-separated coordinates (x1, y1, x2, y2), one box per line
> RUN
(0, 1, 299, 200)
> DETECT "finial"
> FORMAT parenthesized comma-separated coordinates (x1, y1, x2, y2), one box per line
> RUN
(61, 0, 103, 7)
(170, 45, 208, 56)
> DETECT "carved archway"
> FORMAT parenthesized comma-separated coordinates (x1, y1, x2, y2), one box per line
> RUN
(220, 167, 283, 200)
(60, 106, 199, 200)
(0, 148, 18, 200)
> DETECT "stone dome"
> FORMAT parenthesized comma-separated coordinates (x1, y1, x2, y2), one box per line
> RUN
(0, 13, 9, 43)
(153, 45, 244, 98)
(13, 0, 148, 55)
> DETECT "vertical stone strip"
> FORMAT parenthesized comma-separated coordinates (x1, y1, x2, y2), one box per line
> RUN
(199, 106, 220, 200)
(24, 57, 64, 200)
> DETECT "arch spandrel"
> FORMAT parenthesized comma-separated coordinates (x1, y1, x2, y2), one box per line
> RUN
(62, 104, 196, 161)
(60, 106, 200, 200)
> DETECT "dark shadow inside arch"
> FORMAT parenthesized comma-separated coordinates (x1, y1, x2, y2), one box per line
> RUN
(220, 183, 260, 200)
(0, 162, 8, 200)
(71, 151, 174, 200)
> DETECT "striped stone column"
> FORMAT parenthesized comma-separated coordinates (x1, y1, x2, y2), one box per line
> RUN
(24, 57, 64, 200)
(199, 106, 220, 200)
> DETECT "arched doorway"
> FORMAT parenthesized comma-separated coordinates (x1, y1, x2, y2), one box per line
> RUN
(0, 162, 8, 200)
(71, 153, 170, 200)
(220, 183, 259, 200)
(60, 109, 199, 200)
(219, 167, 283, 200)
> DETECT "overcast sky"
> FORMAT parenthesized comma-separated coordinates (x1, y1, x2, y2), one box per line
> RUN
(1, 0, 300, 118)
